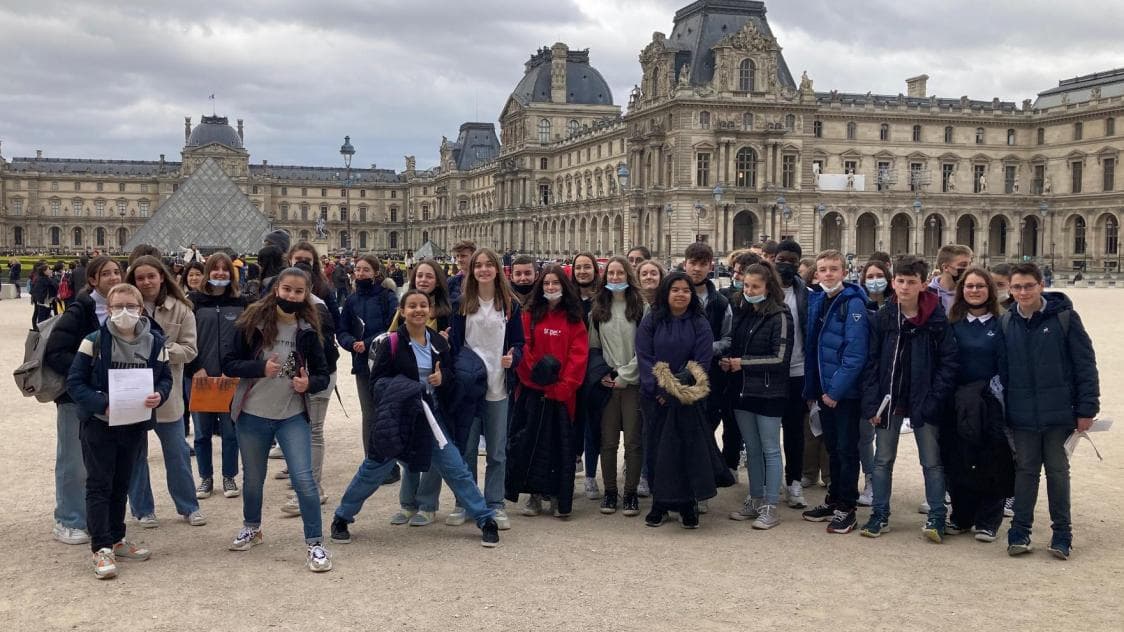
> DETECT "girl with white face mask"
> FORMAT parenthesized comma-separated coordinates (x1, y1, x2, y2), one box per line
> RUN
(862, 260, 893, 309)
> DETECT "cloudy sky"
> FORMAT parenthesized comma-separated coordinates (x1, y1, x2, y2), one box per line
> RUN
(2, 0, 1120, 171)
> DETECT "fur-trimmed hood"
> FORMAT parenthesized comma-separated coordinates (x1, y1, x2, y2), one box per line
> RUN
(652, 360, 710, 404)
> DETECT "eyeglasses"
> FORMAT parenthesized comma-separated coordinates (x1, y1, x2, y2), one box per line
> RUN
(1009, 283, 1040, 293)
(109, 304, 141, 312)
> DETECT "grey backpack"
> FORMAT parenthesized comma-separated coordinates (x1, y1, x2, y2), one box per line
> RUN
(13, 313, 67, 403)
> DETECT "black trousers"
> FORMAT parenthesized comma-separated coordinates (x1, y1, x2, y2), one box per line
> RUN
(780, 377, 808, 486)
(80, 417, 147, 553)
(949, 483, 1005, 533)
(706, 388, 742, 470)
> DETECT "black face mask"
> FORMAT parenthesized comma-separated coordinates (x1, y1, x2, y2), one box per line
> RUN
(355, 278, 375, 291)
(512, 282, 534, 296)
(775, 262, 797, 285)
(276, 297, 303, 314)
(294, 261, 314, 275)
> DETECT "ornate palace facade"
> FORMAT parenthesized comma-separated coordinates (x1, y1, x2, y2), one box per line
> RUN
(3, 0, 1122, 271)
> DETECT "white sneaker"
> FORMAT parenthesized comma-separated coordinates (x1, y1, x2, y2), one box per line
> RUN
(752, 504, 780, 530)
(445, 507, 467, 526)
(584, 478, 601, 500)
(786, 482, 807, 509)
(858, 478, 873, 507)
(408, 511, 435, 526)
(307, 543, 332, 572)
(918, 500, 930, 514)
(184, 510, 207, 526)
(390, 509, 415, 525)
(901, 419, 914, 434)
(53, 522, 90, 545)
(729, 496, 762, 521)
(697, 499, 709, 514)
(138, 514, 159, 529)
(229, 527, 263, 551)
(268, 445, 284, 459)
(92, 548, 117, 580)
(493, 509, 511, 530)
(637, 476, 651, 498)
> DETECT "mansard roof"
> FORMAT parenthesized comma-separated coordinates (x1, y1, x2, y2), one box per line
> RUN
(449, 123, 501, 171)
(248, 164, 402, 183)
(668, 0, 796, 90)
(7, 157, 178, 176)
(814, 92, 1018, 112)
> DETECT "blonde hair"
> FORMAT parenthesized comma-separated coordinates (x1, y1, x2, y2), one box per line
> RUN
(106, 283, 143, 304)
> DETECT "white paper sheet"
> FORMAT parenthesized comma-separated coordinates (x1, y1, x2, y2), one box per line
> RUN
(420, 400, 449, 449)
(809, 403, 822, 438)
(108, 368, 154, 426)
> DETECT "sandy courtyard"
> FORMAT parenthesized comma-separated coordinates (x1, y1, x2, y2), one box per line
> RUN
(0, 289, 1122, 631)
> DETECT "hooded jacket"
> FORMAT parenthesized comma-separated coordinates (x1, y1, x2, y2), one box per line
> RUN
(998, 292, 1099, 431)
(803, 282, 871, 402)
(861, 291, 959, 428)
(337, 280, 398, 374)
(636, 309, 714, 402)
(44, 289, 101, 403)
(66, 318, 173, 424)
(516, 307, 588, 420)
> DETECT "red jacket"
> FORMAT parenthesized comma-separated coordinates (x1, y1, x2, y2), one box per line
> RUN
(516, 307, 588, 419)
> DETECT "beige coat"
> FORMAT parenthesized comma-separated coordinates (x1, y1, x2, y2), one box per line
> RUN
(152, 295, 198, 422)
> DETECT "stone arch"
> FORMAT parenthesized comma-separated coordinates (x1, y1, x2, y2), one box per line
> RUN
(732, 210, 758, 250)
(955, 214, 978, 251)
(989, 215, 1011, 258)
(856, 212, 878, 255)
(1020, 215, 1041, 258)
(1064, 212, 1088, 257)
(821, 212, 844, 252)
(890, 213, 912, 255)
(923, 213, 945, 257)
(613, 214, 624, 254)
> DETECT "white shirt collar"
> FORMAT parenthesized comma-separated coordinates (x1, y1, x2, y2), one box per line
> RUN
(1016, 296, 1047, 319)
(966, 313, 993, 324)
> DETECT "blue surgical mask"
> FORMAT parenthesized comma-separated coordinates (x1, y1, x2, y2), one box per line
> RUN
(865, 278, 888, 294)
(208, 279, 231, 288)
(606, 282, 629, 293)
(731, 280, 744, 290)
(744, 292, 766, 304)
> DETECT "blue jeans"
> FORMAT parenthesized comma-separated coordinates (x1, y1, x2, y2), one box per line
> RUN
(1011, 427, 1071, 537)
(819, 398, 861, 511)
(128, 419, 199, 518)
(55, 402, 87, 530)
(237, 412, 322, 544)
(734, 410, 783, 505)
(871, 415, 947, 522)
(463, 398, 509, 510)
(193, 411, 239, 479)
(336, 428, 495, 527)
(399, 465, 443, 512)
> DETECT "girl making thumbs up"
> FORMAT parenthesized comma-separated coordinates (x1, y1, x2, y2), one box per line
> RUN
(222, 267, 333, 572)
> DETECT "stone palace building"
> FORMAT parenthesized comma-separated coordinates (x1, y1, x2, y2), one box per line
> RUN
(2, 0, 1123, 271)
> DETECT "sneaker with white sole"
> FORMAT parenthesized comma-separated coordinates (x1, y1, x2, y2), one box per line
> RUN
(195, 478, 213, 499)
(752, 504, 780, 530)
(697, 499, 709, 514)
(408, 511, 436, 526)
(222, 477, 240, 498)
(92, 548, 117, 580)
(390, 509, 415, 525)
(229, 527, 263, 551)
(445, 507, 467, 526)
(858, 478, 873, 507)
(729, 496, 762, 521)
(800, 476, 816, 488)
(138, 514, 159, 529)
(584, 478, 602, 500)
(786, 482, 807, 509)
(273, 467, 289, 480)
(637, 476, 651, 498)
(917, 500, 930, 514)
(184, 511, 207, 526)
(53, 522, 90, 545)
(1003, 497, 1015, 518)
(113, 539, 151, 561)
(307, 543, 332, 572)
(974, 527, 998, 542)
(493, 509, 511, 530)
(521, 495, 542, 516)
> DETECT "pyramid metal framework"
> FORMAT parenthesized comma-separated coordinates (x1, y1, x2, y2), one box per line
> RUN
(126, 157, 273, 254)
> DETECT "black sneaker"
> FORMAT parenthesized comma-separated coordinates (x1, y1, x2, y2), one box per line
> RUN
(679, 505, 700, 529)
(944, 520, 968, 536)
(383, 465, 401, 485)
(621, 493, 640, 517)
(330, 517, 351, 544)
(802, 503, 835, 522)
(600, 491, 619, 514)
(1047, 533, 1072, 560)
(480, 519, 500, 548)
(827, 509, 857, 534)
(922, 516, 945, 543)
(644, 508, 667, 527)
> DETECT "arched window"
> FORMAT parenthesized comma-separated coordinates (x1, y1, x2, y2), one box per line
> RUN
(72, 227, 83, 246)
(880, 123, 891, 141)
(847, 122, 857, 140)
(735, 148, 757, 188)
(116, 227, 128, 247)
(538, 118, 551, 144)
(1074, 216, 1087, 255)
(14, 226, 24, 246)
(738, 59, 755, 91)
(568, 120, 580, 137)
(95, 227, 105, 247)
(699, 111, 711, 129)
(1106, 216, 1118, 255)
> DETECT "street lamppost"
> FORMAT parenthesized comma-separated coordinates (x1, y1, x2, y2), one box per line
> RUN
(712, 183, 724, 250)
(665, 202, 674, 265)
(339, 135, 355, 254)
(617, 163, 632, 249)
(1038, 200, 1051, 269)
(815, 203, 826, 252)
(694, 203, 705, 243)
(912, 196, 923, 255)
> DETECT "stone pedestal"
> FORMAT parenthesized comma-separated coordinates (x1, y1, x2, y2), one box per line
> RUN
(0, 284, 18, 299)
(311, 238, 330, 258)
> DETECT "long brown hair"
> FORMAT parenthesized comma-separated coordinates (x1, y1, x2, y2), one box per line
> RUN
(287, 241, 330, 300)
(202, 252, 241, 298)
(590, 256, 645, 324)
(732, 261, 785, 310)
(84, 255, 120, 293)
(409, 259, 451, 320)
(459, 247, 513, 317)
(949, 266, 1000, 322)
(126, 255, 191, 309)
(525, 264, 584, 325)
(236, 268, 322, 347)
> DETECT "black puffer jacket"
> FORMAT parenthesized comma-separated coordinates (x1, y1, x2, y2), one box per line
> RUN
(725, 297, 794, 401)
(187, 291, 246, 377)
(947, 380, 1014, 496)
(43, 290, 100, 403)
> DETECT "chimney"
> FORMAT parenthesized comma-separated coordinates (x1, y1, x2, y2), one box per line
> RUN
(237, 118, 244, 142)
(36, 149, 43, 159)
(905, 75, 929, 98)
(185, 117, 192, 143)
(262, 159, 268, 166)
(551, 42, 569, 103)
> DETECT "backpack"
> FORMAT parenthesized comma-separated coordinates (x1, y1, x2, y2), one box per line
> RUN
(13, 313, 67, 402)
(998, 309, 1070, 338)
(57, 274, 73, 301)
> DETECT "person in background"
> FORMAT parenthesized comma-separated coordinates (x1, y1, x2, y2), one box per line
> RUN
(8, 257, 23, 299)
(989, 263, 1014, 310)
(626, 246, 652, 270)
(929, 244, 973, 313)
(772, 240, 810, 509)
(861, 260, 893, 309)
(798, 258, 817, 286)
(447, 240, 477, 302)
(331, 256, 351, 307)
(999, 263, 1099, 560)
(124, 256, 205, 529)
(181, 261, 205, 293)
(31, 261, 58, 327)
(509, 255, 538, 306)
(868, 251, 892, 267)
(68, 282, 171, 580)
(636, 260, 665, 308)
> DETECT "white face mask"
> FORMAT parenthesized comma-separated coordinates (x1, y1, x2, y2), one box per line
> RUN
(820, 281, 842, 294)
(110, 308, 141, 331)
(543, 290, 563, 301)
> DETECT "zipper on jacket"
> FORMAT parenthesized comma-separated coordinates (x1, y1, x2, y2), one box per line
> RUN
(887, 308, 901, 420)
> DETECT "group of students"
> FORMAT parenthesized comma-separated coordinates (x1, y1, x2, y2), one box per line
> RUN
(41, 232, 1099, 580)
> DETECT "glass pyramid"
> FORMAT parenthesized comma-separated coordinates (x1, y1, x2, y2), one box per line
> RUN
(126, 157, 273, 254)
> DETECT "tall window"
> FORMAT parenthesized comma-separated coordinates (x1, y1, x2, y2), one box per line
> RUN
(1037, 128, 1046, 145)
(538, 118, 551, 144)
(281, 202, 290, 219)
(95, 199, 105, 216)
(539, 183, 551, 205)
(738, 59, 755, 91)
(1106, 216, 1119, 255)
(390, 207, 398, 223)
(1074, 217, 1087, 255)
(743, 112, 754, 130)
(975, 128, 985, 144)
(877, 161, 892, 192)
(74, 182, 81, 191)
(118, 183, 126, 193)
(14, 226, 23, 246)
(1004, 165, 1017, 193)
(359, 205, 368, 222)
(1108, 117, 1116, 137)
(945, 126, 954, 143)
(973, 165, 986, 193)
(139, 200, 149, 217)
(846, 122, 857, 140)
(72, 198, 82, 216)
(699, 111, 711, 129)
(95, 228, 104, 246)
(912, 125, 922, 142)
(73, 227, 83, 247)
(50, 227, 60, 246)
(696, 152, 711, 187)
(1033, 165, 1045, 194)
(785, 114, 796, 131)
(422, 203, 430, 221)
(300, 204, 309, 221)
(942, 164, 955, 193)
(735, 148, 756, 188)
(11, 199, 22, 215)
(1072, 161, 1083, 193)
(117, 199, 126, 215)
(1007, 129, 1017, 145)
(781, 155, 796, 189)
(568, 119, 580, 137)
(1104, 158, 1115, 192)
(1074, 122, 1083, 141)
(50, 199, 60, 216)
(813, 120, 823, 138)
(540, 157, 548, 170)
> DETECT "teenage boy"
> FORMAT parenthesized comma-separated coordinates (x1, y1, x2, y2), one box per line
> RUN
(801, 249, 870, 533)
(626, 246, 651, 269)
(989, 263, 1014, 309)
(774, 240, 809, 508)
(859, 255, 958, 542)
(447, 240, 476, 301)
(509, 255, 537, 305)
(999, 263, 1099, 560)
(929, 244, 972, 312)
(682, 243, 735, 493)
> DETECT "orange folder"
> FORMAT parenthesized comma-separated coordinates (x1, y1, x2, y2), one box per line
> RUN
(188, 376, 240, 413)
